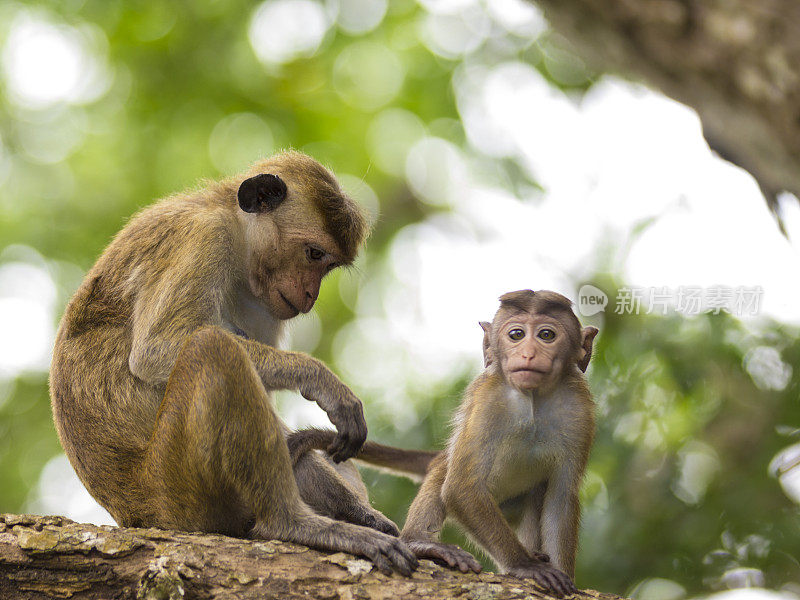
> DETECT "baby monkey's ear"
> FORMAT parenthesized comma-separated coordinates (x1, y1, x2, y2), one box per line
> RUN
(479, 321, 492, 368)
(577, 326, 599, 373)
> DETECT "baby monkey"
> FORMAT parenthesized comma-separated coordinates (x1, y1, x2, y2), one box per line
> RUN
(291, 290, 597, 595)
(401, 290, 598, 595)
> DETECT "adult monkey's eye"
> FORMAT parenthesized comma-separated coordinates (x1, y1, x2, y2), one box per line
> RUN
(538, 328, 556, 341)
(307, 247, 324, 261)
(508, 329, 525, 341)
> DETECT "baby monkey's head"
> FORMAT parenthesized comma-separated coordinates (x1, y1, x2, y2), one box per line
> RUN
(481, 290, 598, 394)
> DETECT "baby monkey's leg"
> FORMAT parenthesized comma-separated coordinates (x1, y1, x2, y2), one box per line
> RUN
(401, 454, 482, 573)
(294, 450, 400, 536)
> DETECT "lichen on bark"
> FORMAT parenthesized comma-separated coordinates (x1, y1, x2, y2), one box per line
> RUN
(0, 513, 628, 600)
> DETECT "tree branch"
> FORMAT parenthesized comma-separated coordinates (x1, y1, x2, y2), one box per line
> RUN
(0, 513, 625, 600)
(533, 0, 800, 220)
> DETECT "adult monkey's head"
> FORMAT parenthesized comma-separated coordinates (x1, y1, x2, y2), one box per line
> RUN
(234, 151, 368, 320)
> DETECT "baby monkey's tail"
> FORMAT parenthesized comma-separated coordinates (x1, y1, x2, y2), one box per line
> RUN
(287, 428, 439, 482)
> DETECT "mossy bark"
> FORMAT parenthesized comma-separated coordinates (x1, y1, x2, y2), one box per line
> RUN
(0, 514, 626, 600)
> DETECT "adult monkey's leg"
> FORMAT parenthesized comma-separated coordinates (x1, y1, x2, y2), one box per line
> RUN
(141, 327, 417, 575)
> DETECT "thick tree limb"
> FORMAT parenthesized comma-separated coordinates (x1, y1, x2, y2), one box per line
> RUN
(534, 0, 800, 219)
(0, 514, 624, 600)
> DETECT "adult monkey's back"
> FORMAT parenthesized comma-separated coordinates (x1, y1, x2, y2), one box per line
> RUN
(49, 151, 417, 576)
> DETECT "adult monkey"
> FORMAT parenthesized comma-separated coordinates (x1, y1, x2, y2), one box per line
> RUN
(49, 151, 417, 575)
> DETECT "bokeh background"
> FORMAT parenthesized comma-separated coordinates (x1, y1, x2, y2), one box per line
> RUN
(0, 0, 799, 598)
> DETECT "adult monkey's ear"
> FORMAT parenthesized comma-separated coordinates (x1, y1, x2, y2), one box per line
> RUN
(238, 173, 287, 213)
(577, 326, 599, 373)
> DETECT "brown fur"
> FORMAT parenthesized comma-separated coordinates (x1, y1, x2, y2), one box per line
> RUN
(49, 151, 417, 575)
(287, 427, 439, 482)
(400, 290, 599, 596)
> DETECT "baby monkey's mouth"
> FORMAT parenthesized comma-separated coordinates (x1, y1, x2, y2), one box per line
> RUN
(511, 367, 548, 374)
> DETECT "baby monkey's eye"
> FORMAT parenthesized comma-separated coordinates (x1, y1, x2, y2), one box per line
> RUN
(508, 329, 525, 341)
(307, 247, 325, 261)
(538, 328, 556, 341)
